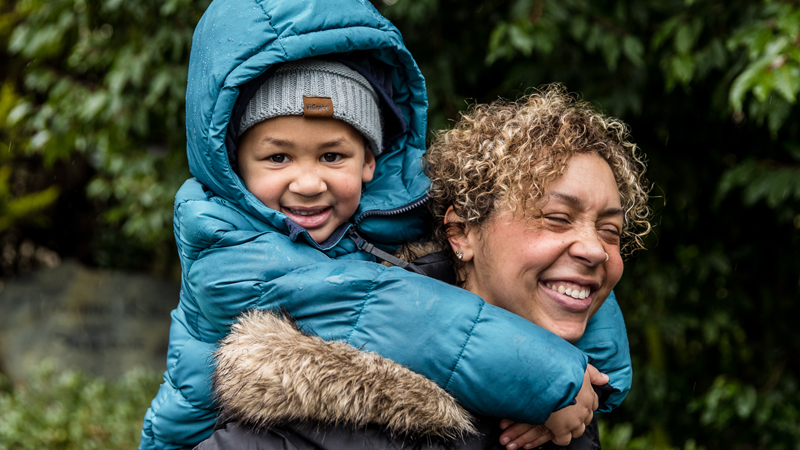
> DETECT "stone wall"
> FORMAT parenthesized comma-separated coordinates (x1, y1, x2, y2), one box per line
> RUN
(0, 259, 178, 381)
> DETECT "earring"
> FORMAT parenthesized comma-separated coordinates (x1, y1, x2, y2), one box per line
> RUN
(604, 252, 609, 262)
(455, 251, 463, 260)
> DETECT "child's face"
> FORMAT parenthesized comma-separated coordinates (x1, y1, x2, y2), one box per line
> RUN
(238, 115, 376, 244)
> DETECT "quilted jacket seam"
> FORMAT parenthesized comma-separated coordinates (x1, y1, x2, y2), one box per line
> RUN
(443, 301, 485, 392)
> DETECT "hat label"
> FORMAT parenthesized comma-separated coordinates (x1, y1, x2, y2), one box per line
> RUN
(303, 96, 334, 118)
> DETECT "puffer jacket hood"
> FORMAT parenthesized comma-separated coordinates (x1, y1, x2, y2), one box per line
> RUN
(185, 0, 429, 244)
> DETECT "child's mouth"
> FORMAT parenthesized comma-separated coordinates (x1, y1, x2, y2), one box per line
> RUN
(282, 206, 332, 229)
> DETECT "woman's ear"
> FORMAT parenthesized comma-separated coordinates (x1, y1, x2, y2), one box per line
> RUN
(444, 206, 475, 262)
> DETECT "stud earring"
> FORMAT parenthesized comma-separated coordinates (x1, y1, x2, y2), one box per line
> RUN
(455, 251, 463, 260)
(604, 252, 609, 262)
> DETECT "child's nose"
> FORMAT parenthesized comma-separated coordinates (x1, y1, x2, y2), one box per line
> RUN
(288, 168, 327, 196)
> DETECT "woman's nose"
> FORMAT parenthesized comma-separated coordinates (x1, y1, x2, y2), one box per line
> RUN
(569, 228, 607, 266)
(288, 168, 327, 197)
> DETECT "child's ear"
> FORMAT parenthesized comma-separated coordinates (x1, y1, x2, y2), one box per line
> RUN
(444, 205, 475, 262)
(361, 145, 376, 183)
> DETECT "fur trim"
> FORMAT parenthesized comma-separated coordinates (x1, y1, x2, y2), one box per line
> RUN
(213, 309, 476, 439)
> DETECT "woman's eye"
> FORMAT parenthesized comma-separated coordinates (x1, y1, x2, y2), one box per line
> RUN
(321, 153, 342, 163)
(600, 227, 621, 237)
(546, 216, 570, 224)
(269, 154, 288, 163)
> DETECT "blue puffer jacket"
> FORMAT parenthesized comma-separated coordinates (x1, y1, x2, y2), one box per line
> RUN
(139, 1, 632, 449)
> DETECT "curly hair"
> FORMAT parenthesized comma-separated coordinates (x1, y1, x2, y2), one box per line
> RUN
(424, 84, 651, 277)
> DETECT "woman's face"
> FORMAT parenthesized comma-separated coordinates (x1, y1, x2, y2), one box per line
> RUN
(455, 153, 625, 342)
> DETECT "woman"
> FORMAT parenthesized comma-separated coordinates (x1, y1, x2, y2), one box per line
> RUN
(199, 85, 650, 450)
(423, 85, 650, 448)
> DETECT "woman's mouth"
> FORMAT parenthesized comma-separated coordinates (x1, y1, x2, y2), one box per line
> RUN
(544, 281, 591, 299)
(541, 281, 595, 312)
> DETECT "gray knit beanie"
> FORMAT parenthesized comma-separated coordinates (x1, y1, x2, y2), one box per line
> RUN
(239, 59, 384, 156)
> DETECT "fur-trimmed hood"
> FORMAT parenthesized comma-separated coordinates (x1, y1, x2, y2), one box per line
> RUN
(213, 310, 477, 439)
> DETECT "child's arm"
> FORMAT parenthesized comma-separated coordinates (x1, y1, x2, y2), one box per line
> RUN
(187, 243, 588, 424)
(573, 292, 632, 412)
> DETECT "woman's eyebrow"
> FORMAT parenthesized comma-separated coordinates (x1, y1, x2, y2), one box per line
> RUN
(600, 207, 625, 218)
(550, 191, 624, 217)
(550, 192, 583, 207)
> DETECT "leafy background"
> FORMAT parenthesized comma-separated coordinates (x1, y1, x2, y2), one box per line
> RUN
(0, 0, 799, 448)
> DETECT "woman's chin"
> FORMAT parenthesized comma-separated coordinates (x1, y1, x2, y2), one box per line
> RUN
(549, 321, 588, 343)
(535, 285, 594, 342)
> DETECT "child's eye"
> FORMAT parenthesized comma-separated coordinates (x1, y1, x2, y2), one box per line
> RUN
(269, 154, 289, 163)
(321, 153, 342, 163)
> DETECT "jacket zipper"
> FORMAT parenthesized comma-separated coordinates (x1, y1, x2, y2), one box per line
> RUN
(352, 194, 429, 227)
(348, 194, 429, 274)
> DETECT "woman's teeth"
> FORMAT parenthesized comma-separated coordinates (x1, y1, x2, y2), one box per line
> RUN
(546, 283, 590, 299)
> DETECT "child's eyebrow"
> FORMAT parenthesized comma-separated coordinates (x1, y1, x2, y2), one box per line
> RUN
(258, 137, 349, 149)
(318, 137, 348, 149)
(260, 137, 293, 147)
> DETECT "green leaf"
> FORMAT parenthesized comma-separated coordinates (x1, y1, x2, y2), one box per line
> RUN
(774, 65, 800, 104)
(601, 34, 622, 71)
(674, 18, 702, 55)
(767, 97, 792, 134)
(486, 22, 510, 64)
(569, 15, 588, 41)
(508, 22, 535, 56)
(623, 35, 645, 68)
(671, 53, 696, 85)
(729, 55, 773, 111)
(766, 167, 799, 207)
(652, 16, 681, 50)
(6, 102, 32, 126)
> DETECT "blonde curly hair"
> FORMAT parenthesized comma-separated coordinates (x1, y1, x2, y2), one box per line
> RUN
(424, 84, 651, 276)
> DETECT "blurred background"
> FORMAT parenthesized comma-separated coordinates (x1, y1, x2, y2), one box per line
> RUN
(0, 0, 799, 448)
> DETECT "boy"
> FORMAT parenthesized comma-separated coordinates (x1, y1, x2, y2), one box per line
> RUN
(139, 1, 632, 449)
(235, 60, 380, 245)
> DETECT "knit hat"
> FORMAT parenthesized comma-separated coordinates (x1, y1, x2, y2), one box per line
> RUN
(239, 59, 384, 156)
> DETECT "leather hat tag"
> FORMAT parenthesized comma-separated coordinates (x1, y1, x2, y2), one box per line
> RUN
(303, 96, 334, 117)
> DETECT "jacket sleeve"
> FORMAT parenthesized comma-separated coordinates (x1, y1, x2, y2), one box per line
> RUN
(573, 292, 631, 412)
(190, 255, 589, 425)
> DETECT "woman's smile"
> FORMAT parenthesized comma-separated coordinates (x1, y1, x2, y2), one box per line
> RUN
(541, 281, 593, 312)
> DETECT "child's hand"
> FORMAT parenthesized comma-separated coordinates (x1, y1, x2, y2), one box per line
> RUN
(586, 363, 609, 386)
(499, 365, 602, 449)
(498, 420, 551, 450)
(542, 365, 600, 446)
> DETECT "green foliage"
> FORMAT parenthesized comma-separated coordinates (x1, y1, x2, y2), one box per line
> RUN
(0, 362, 160, 450)
(599, 420, 705, 450)
(3, 0, 205, 247)
(1, 0, 799, 448)
(0, 82, 60, 233)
